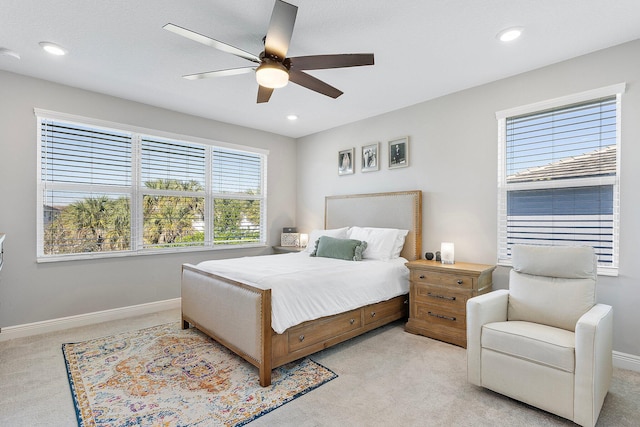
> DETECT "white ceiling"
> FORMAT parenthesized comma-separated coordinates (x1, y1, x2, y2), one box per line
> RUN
(1, 0, 639, 138)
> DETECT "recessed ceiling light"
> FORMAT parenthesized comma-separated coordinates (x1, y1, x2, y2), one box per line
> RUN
(286, 114, 298, 121)
(0, 47, 20, 60)
(497, 27, 524, 42)
(39, 41, 68, 56)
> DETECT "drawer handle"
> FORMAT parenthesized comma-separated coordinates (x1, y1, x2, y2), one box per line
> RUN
(427, 292, 456, 301)
(428, 311, 456, 321)
(349, 318, 355, 324)
(456, 280, 463, 285)
(370, 312, 376, 318)
(299, 334, 305, 342)
(419, 275, 425, 279)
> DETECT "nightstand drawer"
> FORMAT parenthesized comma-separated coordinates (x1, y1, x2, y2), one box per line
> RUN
(413, 283, 469, 313)
(405, 317, 468, 348)
(414, 303, 466, 330)
(410, 270, 474, 290)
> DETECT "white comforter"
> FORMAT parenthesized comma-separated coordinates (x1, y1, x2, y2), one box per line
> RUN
(196, 252, 410, 334)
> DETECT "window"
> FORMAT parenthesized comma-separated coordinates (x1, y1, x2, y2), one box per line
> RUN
(497, 84, 624, 274)
(37, 110, 267, 261)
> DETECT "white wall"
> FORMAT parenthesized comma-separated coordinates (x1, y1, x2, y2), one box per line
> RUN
(0, 70, 297, 328)
(296, 39, 640, 357)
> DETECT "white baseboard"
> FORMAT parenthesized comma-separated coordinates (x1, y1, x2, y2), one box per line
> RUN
(0, 298, 181, 342)
(613, 350, 640, 372)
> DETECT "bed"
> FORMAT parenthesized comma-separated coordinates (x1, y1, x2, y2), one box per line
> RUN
(181, 190, 422, 386)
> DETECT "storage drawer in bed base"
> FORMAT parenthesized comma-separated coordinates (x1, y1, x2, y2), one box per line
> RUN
(271, 294, 408, 367)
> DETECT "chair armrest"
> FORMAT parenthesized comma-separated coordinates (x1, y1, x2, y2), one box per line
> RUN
(574, 303, 613, 427)
(466, 289, 509, 386)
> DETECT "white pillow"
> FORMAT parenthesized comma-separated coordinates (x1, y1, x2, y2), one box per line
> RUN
(391, 229, 409, 259)
(348, 227, 408, 261)
(304, 227, 349, 252)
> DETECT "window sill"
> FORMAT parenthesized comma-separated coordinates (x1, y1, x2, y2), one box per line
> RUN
(36, 243, 268, 263)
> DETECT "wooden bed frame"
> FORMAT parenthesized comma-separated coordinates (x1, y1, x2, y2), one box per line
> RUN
(181, 190, 422, 386)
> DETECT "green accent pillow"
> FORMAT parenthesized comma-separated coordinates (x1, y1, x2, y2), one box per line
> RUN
(310, 236, 368, 261)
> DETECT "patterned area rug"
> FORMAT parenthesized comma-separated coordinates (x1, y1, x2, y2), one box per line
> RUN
(62, 323, 337, 427)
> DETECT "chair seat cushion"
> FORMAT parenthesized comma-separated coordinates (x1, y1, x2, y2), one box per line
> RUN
(482, 321, 576, 373)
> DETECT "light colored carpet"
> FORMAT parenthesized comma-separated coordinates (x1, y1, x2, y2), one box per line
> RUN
(1, 309, 639, 426)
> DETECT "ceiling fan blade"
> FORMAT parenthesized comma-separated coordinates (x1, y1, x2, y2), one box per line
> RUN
(289, 70, 343, 99)
(163, 23, 260, 63)
(257, 85, 274, 103)
(290, 54, 375, 71)
(183, 67, 255, 80)
(264, 0, 298, 59)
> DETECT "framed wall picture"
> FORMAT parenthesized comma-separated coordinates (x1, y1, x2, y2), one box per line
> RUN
(361, 142, 379, 172)
(388, 136, 409, 169)
(338, 148, 355, 175)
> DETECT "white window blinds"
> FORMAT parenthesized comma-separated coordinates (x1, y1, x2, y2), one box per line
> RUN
(140, 136, 207, 249)
(505, 98, 617, 180)
(212, 147, 263, 195)
(212, 147, 264, 245)
(497, 85, 623, 273)
(41, 121, 132, 186)
(37, 111, 267, 261)
(141, 136, 206, 188)
(39, 119, 133, 255)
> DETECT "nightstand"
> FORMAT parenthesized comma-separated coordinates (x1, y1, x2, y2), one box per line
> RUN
(405, 260, 495, 348)
(272, 245, 306, 254)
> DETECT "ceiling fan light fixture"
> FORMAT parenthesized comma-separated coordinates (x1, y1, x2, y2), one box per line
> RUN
(256, 61, 289, 89)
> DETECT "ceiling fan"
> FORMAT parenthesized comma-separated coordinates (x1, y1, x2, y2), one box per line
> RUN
(163, 0, 374, 103)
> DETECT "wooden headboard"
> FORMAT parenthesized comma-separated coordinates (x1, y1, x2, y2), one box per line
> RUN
(324, 190, 423, 261)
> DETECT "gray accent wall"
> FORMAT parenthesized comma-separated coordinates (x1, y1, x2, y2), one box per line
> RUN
(0, 70, 297, 327)
(296, 39, 640, 357)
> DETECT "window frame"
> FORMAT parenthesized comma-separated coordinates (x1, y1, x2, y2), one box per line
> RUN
(36, 109, 268, 262)
(496, 83, 625, 276)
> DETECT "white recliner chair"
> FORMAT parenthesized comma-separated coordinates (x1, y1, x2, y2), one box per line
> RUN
(466, 245, 613, 427)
